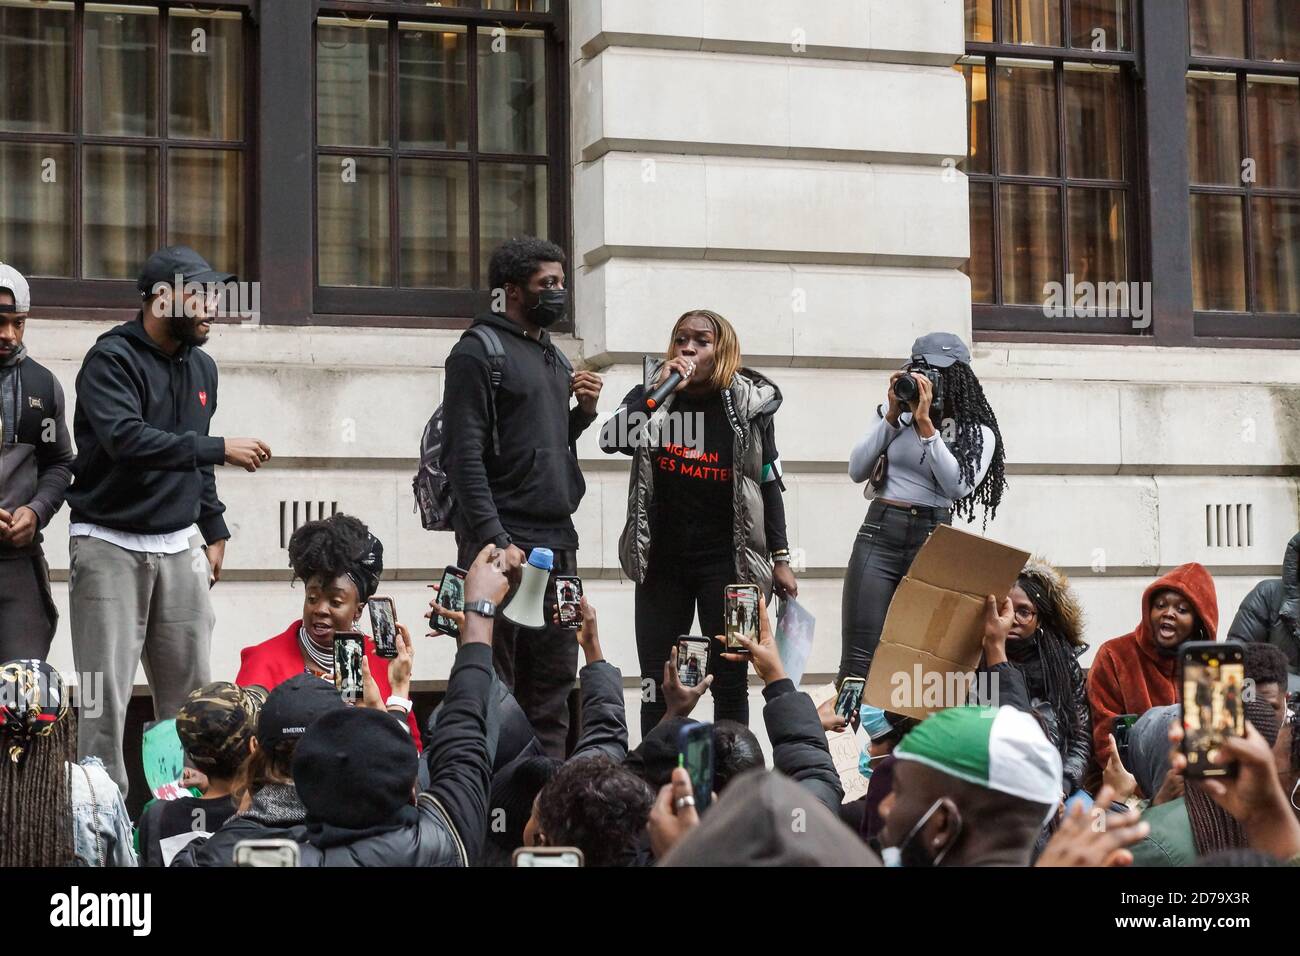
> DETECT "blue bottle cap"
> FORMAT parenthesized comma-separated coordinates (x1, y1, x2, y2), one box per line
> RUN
(527, 547, 554, 571)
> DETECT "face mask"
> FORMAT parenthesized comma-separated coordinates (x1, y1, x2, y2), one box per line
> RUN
(860, 705, 895, 741)
(526, 288, 566, 328)
(859, 751, 888, 780)
(885, 798, 961, 868)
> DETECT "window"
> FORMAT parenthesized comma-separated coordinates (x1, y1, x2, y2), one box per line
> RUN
(313, 2, 565, 319)
(0, 1, 249, 303)
(959, 0, 1140, 335)
(1186, 0, 1300, 336)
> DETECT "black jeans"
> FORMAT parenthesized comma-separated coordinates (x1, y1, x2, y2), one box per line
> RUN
(839, 500, 952, 683)
(457, 539, 579, 759)
(0, 550, 58, 660)
(635, 551, 748, 737)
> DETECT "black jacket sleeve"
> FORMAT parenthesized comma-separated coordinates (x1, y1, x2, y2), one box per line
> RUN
(598, 385, 647, 457)
(569, 405, 597, 447)
(1061, 653, 1093, 793)
(759, 415, 788, 552)
(570, 660, 629, 762)
(77, 350, 226, 471)
(976, 661, 1032, 713)
(26, 374, 74, 527)
(761, 679, 843, 815)
(196, 369, 229, 544)
(1228, 580, 1280, 644)
(441, 348, 506, 548)
(423, 641, 495, 866)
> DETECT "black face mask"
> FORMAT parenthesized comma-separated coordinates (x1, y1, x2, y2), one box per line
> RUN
(526, 288, 567, 328)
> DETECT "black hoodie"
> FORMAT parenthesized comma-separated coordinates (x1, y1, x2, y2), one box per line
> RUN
(66, 315, 229, 543)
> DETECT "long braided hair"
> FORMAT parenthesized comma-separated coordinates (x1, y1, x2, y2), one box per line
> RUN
(938, 362, 1006, 526)
(1015, 561, 1086, 760)
(0, 708, 77, 866)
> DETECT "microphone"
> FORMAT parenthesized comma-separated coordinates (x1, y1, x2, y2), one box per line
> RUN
(644, 369, 683, 410)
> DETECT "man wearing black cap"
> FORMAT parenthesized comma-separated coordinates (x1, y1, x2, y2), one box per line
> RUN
(0, 262, 74, 659)
(66, 245, 272, 794)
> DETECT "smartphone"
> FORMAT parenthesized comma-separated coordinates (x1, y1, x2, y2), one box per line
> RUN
(233, 838, 300, 867)
(555, 575, 583, 628)
(835, 677, 866, 722)
(1181, 641, 1245, 779)
(333, 631, 366, 703)
(369, 595, 398, 659)
(676, 637, 710, 689)
(433, 566, 468, 638)
(678, 721, 714, 813)
(1112, 714, 1139, 769)
(512, 847, 585, 867)
(724, 584, 760, 652)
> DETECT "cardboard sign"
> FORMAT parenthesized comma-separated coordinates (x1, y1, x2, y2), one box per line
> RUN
(863, 524, 1029, 720)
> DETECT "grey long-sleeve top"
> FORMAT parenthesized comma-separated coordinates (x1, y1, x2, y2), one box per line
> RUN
(848, 405, 995, 508)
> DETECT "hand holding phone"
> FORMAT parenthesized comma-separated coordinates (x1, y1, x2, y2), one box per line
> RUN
(835, 677, 866, 729)
(369, 595, 398, 659)
(428, 566, 467, 638)
(555, 575, 583, 628)
(647, 765, 702, 861)
(333, 631, 366, 703)
(723, 584, 759, 652)
(1180, 641, 1245, 779)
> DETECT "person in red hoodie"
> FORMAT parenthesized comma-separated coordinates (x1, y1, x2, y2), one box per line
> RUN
(236, 513, 421, 748)
(1087, 562, 1218, 773)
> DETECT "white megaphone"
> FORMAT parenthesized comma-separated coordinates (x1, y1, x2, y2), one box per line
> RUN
(502, 547, 553, 629)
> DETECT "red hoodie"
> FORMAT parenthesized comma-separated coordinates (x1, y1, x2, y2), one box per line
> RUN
(1087, 563, 1218, 770)
(236, 620, 422, 750)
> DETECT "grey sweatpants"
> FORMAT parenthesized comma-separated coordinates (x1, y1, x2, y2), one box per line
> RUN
(69, 533, 214, 795)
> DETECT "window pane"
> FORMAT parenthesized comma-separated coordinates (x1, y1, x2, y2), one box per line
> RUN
(0, 1, 73, 133)
(480, 163, 546, 287)
(317, 155, 390, 287)
(84, 4, 159, 137)
(1247, 76, 1300, 190)
(1186, 73, 1241, 186)
(966, 182, 995, 303)
(399, 159, 470, 288)
(1190, 193, 1246, 311)
(399, 23, 468, 151)
(0, 142, 73, 277)
(959, 61, 991, 174)
(1189, 0, 1245, 58)
(1253, 197, 1300, 313)
(1070, 0, 1129, 51)
(317, 19, 389, 148)
(168, 149, 242, 277)
(169, 11, 243, 141)
(1069, 187, 1126, 286)
(1000, 184, 1061, 304)
(479, 0, 550, 10)
(966, 0, 993, 41)
(1065, 64, 1124, 179)
(1252, 0, 1300, 62)
(1000, 0, 1062, 46)
(83, 145, 158, 280)
(996, 60, 1058, 177)
(478, 28, 546, 155)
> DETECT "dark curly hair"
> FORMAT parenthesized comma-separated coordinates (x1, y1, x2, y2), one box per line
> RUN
(487, 236, 565, 293)
(938, 361, 1007, 527)
(712, 720, 763, 792)
(1243, 641, 1288, 690)
(287, 513, 370, 588)
(536, 756, 653, 867)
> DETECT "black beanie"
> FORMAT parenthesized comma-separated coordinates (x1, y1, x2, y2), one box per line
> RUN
(623, 716, 693, 789)
(292, 707, 418, 829)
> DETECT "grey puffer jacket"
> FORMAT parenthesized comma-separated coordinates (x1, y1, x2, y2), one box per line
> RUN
(616, 357, 782, 596)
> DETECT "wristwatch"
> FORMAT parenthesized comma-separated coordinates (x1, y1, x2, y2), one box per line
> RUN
(463, 598, 497, 619)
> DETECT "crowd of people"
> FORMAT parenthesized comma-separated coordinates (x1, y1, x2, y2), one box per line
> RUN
(1, 238, 1299, 868)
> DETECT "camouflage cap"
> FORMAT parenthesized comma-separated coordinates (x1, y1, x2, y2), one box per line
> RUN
(176, 681, 262, 774)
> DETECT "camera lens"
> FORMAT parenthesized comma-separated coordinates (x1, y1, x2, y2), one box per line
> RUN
(894, 375, 919, 403)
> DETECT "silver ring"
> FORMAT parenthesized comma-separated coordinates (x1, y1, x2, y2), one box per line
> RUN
(674, 795, 696, 810)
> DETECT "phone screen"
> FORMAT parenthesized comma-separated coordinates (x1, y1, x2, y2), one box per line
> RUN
(676, 638, 710, 689)
(435, 566, 467, 637)
(234, 839, 300, 867)
(678, 722, 714, 813)
(835, 677, 866, 721)
(369, 596, 398, 659)
(724, 585, 759, 651)
(556, 575, 583, 628)
(333, 631, 366, 703)
(512, 848, 584, 867)
(1181, 643, 1245, 778)
(1112, 714, 1138, 767)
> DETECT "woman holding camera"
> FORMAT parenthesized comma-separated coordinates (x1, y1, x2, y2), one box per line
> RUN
(840, 333, 1006, 683)
(601, 309, 796, 734)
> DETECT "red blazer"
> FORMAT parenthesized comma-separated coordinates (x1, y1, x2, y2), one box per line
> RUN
(236, 620, 422, 750)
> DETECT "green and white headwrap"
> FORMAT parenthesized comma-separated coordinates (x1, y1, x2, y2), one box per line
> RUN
(895, 706, 1062, 819)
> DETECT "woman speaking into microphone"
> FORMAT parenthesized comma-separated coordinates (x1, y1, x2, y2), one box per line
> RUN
(841, 333, 1006, 685)
(601, 310, 796, 733)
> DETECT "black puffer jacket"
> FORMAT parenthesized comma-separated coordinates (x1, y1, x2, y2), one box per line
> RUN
(169, 783, 307, 867)
(760, 680, 843, 816)
(1005, 639, 1091, 793)
(1228, 533, 1300, 678)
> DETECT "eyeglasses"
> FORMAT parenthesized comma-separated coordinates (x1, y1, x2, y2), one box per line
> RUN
(1013, 606, 1038, 623)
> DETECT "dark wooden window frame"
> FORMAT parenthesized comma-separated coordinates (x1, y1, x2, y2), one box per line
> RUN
(970, 0, 1300, 349)
(8, 0, 258, 316)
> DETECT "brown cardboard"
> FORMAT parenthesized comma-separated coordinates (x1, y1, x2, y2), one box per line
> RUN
(863, 525, 1030, 720)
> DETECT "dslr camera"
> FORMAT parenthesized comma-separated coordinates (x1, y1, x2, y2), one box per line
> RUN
(892, 359, 945, 419)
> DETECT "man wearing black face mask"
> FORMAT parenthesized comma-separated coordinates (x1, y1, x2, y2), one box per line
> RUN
(441, 237, 602, 757)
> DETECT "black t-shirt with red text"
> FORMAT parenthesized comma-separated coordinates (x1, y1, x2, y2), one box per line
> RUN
(650, 389, 736, 562)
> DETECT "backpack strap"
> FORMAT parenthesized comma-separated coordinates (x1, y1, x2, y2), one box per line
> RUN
(465, 326, 506, 457)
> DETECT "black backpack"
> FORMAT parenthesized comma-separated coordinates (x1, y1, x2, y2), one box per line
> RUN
(414, 326, 507, 531)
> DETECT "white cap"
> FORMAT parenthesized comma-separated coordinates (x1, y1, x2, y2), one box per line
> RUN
(0, 263, 30, 313)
